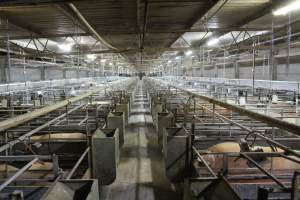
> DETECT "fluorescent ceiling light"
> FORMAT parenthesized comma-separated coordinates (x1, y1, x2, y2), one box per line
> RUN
(185, 50, 192, 56)
(207, 38, 219, 46)
(58, 43, 73, 52)
(109, 62, 113, 66)
(87, 54, 96, 61)
(176, 56, 180, 60)
(273, 0, 300, 16)
(100, 59, 106, 63)
(168, 60, 172, 63)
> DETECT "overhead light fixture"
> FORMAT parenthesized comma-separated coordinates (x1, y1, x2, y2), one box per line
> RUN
(273, 0, 300, 16)
(207, 38, 219, 46)
(168, 60, 172, 63)
(100, 59, 106, 63)
(185, 50, 192, 56)
(176, 56, 180, 60)
(109, 62, 113, 66)
(87, 54, 96, 61)
(58, 43, 73, 52)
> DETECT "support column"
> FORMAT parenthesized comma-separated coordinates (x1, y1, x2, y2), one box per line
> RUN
(62, 69, 66, 79)
(272, 58, 278, 81)
(0, 57, 8, 83)
(200, 47, 204, 77)
(41, 66, 45, 81)
(6, 33, 11, 83)
(286, 13, 291, 76)
(269, 19, 277, 81)
(86, 70, 89, 77)
(76, 69, 79, 79)
(101, 64, 105, 77)
(213, 62, 217, 78)
(234, 60, 239, 79)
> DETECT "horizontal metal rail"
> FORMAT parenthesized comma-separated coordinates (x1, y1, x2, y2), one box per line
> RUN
(192, 146, 217, 178)
(0, 78, 130, 132)
(0, 155, 51, 162)
(241, 153, 288, 189)
(150, 78, 300, 137)
(0, 157, 39, 192)
(0, 104, 84, 153)
(195, 103, 300, 158)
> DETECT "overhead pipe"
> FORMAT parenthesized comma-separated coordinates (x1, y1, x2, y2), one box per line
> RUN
(67, 3, 118, 50)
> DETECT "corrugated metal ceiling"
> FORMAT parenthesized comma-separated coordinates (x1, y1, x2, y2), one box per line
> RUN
(0, 0, 297, 69)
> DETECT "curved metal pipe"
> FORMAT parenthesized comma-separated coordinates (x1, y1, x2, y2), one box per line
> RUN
(68, 3, 118, 50)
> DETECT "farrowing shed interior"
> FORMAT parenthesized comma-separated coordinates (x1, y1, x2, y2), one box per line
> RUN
(0, 0, 300, 200)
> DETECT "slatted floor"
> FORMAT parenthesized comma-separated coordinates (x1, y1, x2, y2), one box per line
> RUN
(99, 81, 181, 200)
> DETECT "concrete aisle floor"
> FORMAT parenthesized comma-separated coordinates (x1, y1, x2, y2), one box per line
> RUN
(99, 81, 182, 200)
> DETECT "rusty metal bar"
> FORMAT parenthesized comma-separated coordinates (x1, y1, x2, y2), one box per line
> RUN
(66, 147, 90, 180)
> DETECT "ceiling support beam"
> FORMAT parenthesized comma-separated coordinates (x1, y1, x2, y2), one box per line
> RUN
(7, 38, 300, 58)
(196, 0, 286, 46)
(166, 0, 220, 49)
(0, 33, 89, 40)
(136, 0, 141, 47)
(96, 27, 271, 36)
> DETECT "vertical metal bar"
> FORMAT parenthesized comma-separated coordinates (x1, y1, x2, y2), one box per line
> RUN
(222, 154, 228, 177)
(286, 12, 291, 76)
(52, 154, 60, 177)
(87, 121, 93, 178)
(66, 104, 69, 125)
(183, 104, 187, 128)
(190, 116, 195, 169)
(5, 131, 8, 178)
(252, 39, 256, 94)
(193, 98, 196, 114)
(223, 49, 226, 78)
(6, 20, 11, 83)
(202, 46, 204, 77)
(270, 19, 275, 81)
(212, 103, 215, 122)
